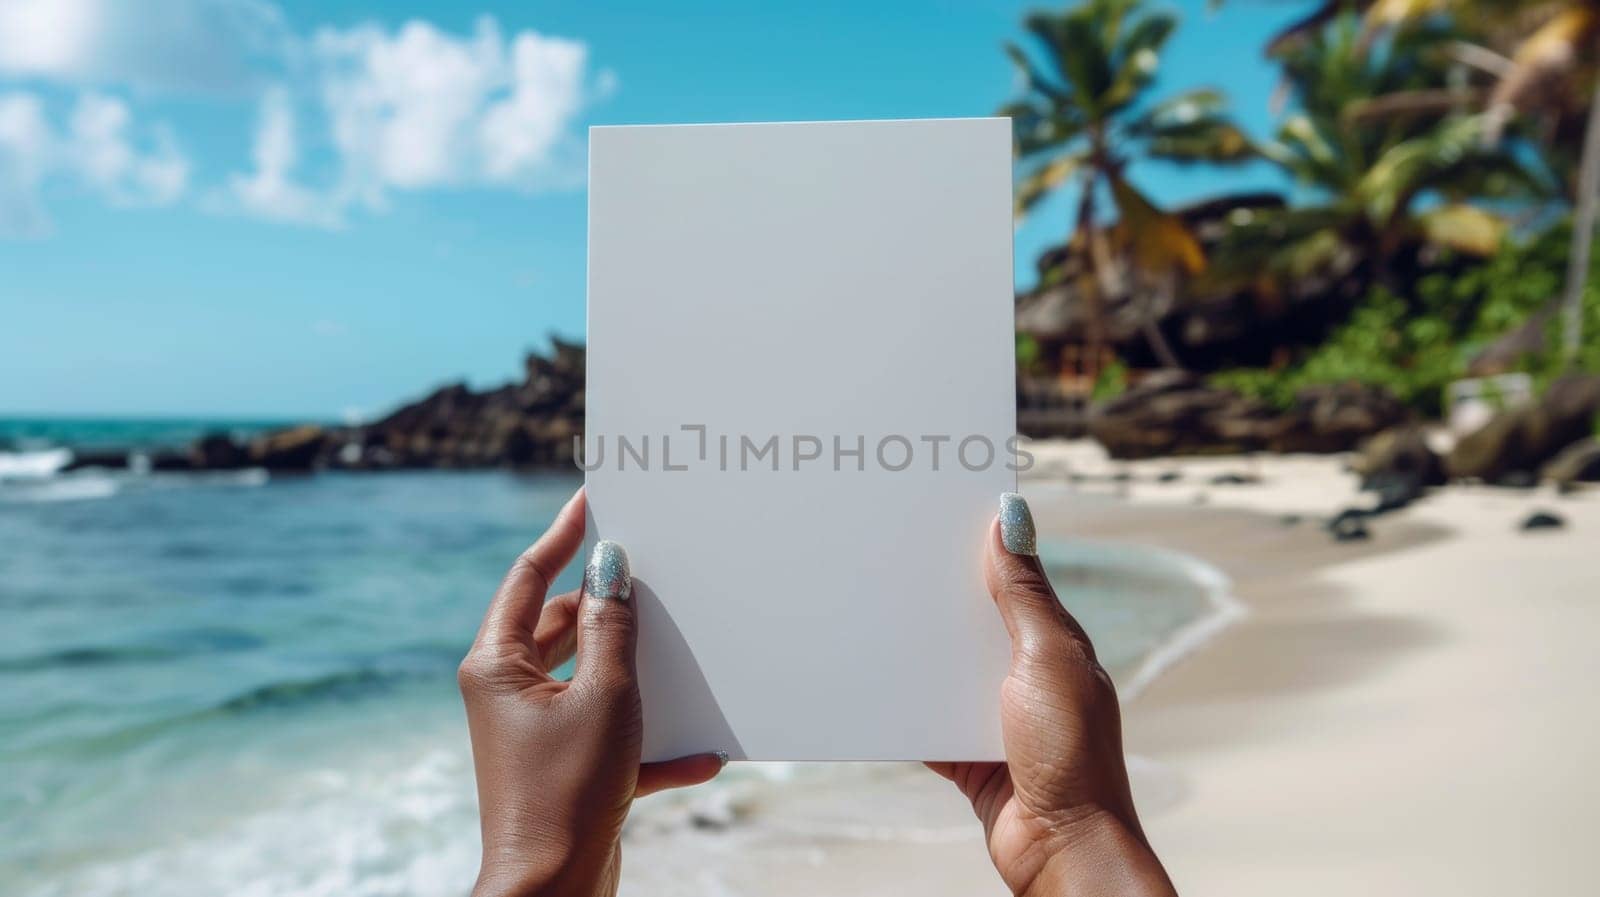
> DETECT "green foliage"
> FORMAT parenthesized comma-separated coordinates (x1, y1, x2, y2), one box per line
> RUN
(1211, 16, 1549, 291)
(1212, 221, 1600, 416)
(1002, 0, 1253, 216)
(1093, 357, 1130, 400)
(1016, 332, 1045, 375)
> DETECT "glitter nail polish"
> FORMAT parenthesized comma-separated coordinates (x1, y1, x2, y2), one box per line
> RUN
(999, 492, 1037, 557)
(584, 540, 632, 600)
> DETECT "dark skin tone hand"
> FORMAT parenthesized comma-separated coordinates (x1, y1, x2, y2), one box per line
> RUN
(927, 518, 1177, 896)
(463, 490, 1175, 896)
(459, 489, 724, 897)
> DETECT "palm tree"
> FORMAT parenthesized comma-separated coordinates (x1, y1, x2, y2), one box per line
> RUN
(1213, 17, 1542, 291)
(1275, 0, 1599, 365)
(1000, 0, 1253, 372)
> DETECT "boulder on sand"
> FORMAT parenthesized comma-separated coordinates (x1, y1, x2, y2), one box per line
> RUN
(1542, 437, 1600, 489)
(1268, 383, 1409, 454)
(1446, 374, 1600, 482)
(1089, 373, 1407, 459)
(1088, 371, 1276, 459)
(1352, 425, 1445, 510)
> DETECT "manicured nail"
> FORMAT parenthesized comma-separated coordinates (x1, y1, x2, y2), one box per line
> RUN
(584, 540, 632, 600)
(999, 492, 1037, 556)
(715, 750, 730, 767)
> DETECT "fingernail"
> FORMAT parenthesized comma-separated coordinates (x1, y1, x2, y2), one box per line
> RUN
(584, 540, 632, 600)
(715, 750, 730, 767)
(999, 492, 1037, 556)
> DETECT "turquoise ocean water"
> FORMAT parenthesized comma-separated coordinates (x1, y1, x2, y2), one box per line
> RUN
(0, 419, 1222, 896)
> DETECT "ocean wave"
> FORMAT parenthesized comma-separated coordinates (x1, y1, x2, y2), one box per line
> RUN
(9, 744, 482, 897)
(0, 645, 182, 673)
(0, 467, 270, 505)
(215, 668, 404, 713)
(0, 629, 267, 673)
(0, 476, 120, 504)
(1116, 547, 1246, 700)
(0, 449, 73, 481)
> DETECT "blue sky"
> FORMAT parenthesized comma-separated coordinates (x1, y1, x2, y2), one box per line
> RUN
(0, 0, 1305, 418)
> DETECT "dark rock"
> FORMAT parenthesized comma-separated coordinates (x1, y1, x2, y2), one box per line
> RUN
(248, 425, 326, 471)
(147, 450, 193, 472)
(1209, 471, 1260, 486)
(1351, 425, 1444, 513)
(1327, 508, 1371, 542)
(61, 449, 131, 472)
(1447, 374, 1600, 482)
(190, 433, 249, 470)
(1157, 470, 1183, 483)
(281, 338, 591, 471)
(1089, 375, 1406, 460)
(1268, 383, 1410, 454)
(1354, 426, 1445, 488)
(1520, 510, 1566, 531)
(1542, 437, 1600, 488)
(1088, 372, 1277, 459)
(1495, 470, 1538, 490)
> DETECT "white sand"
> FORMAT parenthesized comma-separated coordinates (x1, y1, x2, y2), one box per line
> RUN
(1028, 440, 1600, 895)
(622, 442, 1600, 895)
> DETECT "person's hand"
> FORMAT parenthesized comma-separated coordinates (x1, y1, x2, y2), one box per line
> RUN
(928, 493, 1177, 897)
(459, 488, 726, 897)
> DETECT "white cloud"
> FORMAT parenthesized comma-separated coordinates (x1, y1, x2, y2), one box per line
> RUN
(0, 91, 52, 236)
(309, 16, 600, 208)
(0, 89, 188, 237)
(69, 94, 188, 205)
(227, 85, 341, 227)
(1, 4, 608, 233)
(0, 0, 287, 93)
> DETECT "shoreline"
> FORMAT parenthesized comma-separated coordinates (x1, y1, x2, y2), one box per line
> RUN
(1027, 439, 1600, 895)
(1118, 543, 1246, 701)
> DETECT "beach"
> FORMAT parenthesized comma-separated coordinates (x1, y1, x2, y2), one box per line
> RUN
(622, 440, 1600, 895)
(1034, 441, 1600, 895)
(4, 434, 1598, 895)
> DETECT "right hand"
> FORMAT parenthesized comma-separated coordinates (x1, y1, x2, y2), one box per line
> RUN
(927, 493, 1178, 897)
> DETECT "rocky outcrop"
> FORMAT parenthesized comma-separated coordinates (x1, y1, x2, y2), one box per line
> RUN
(1088, 372, 1275, 459)
(183, 338, 589, 473)
(248, 425, 327, 472)
(1088, 372, 1407, 460)
(1541, 437, 1600, 489)
(1268, 383, 1409, 453)
(1445, 374, 1600, 482)
(191, 433, 249, 470)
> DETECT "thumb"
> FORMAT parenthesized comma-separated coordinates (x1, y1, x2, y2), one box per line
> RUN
(986, 493, 1097, 662)
(574, 539, 639, 690)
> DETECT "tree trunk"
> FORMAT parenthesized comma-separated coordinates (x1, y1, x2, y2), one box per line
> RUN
(1140, 274, 1183, 370)
(1561, 65, 1600, 366)
(1074, 176, 1110, 385)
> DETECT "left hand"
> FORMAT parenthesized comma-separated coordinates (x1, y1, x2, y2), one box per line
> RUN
(459, 488, 726, 897)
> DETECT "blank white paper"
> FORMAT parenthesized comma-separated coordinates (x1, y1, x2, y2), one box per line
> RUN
(585, 118, 1015, 761)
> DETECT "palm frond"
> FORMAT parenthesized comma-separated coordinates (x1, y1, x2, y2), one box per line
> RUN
(1015, 154, 1088, 217)
(1417, 202, 1507, 255)
(1108, 175, 1207, 274)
